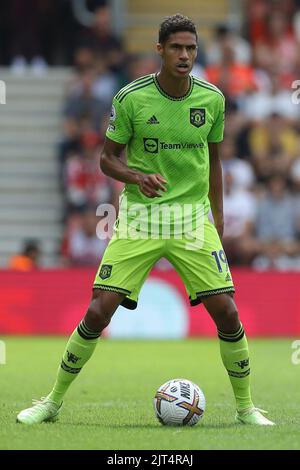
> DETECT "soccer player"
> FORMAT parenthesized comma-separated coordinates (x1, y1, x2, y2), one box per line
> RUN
(17, 14, 274, 426)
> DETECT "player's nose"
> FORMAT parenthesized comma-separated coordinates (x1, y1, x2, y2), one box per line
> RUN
(179, 47, 189, 60)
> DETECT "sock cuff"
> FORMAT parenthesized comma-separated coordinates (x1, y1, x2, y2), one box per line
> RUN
(218, 323, 245, 342)
(77, 320, 101, 340)
(61, 360, 82, 374)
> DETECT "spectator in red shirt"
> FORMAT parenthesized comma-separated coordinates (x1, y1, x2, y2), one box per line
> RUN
(62, 209, 107, 267)
(205, 39, 257, 99)
(64, 125, 116, 214)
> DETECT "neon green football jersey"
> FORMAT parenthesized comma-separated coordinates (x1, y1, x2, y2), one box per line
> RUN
(106, 73, 225, 235)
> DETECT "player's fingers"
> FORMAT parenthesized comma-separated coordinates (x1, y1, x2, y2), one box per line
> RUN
(153, 179, 167, 191)
(141, 186, 162, 198)
(155, 174, 167, 184)
(144, 180, 163, 194)
(143, 192, 161, 198)
(146, 176, 167, 191)
(142, 178, 158, 190)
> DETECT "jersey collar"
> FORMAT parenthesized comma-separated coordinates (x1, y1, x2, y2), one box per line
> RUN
(153, 73, 194, 101)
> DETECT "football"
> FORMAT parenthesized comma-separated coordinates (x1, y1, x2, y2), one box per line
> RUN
(154, 378, 205, 426)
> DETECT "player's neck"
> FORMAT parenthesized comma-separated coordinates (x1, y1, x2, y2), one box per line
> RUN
(156, 70, 191, 98)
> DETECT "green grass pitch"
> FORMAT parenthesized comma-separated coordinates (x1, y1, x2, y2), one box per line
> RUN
(0, 337, 299, 450)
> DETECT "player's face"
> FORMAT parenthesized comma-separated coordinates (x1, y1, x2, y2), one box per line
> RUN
(157, 31, 198, 78)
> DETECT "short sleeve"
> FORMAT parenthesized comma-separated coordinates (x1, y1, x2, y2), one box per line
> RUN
(207, 94, 225, 143)
(106, 97, 133, 144)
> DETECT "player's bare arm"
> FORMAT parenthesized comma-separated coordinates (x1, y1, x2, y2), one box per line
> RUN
(208, 142, 224, 240)
(100, 137, 167, 198)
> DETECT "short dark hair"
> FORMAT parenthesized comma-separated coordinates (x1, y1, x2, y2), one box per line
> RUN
(23, 240, 40, 256)
(158, 14, 198, 44)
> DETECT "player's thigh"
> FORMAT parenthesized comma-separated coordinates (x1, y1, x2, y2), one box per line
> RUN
(165, 219, 235, 303)
(91, 288, 125, 314)
(93, 234, 163, 303)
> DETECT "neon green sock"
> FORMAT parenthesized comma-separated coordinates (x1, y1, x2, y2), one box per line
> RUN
(47, 320, 100, 405)
(218, 323, 254, 411)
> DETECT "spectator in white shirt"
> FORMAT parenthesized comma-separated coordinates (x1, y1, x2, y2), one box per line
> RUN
(222, 172, 258, 264)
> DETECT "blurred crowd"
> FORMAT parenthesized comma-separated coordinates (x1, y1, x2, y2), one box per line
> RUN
(211, 0, 300, 271)
(4, 0, 300, 270)
(57, 4, 159, 267)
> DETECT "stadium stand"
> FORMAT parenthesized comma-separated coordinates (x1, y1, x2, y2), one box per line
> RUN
(0, 69, 71, 266)
(1, 0, 300, 269)
(125, 0, 237, 53)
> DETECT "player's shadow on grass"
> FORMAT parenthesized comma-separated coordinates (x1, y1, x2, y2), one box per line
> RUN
(59, 422, 161, 428)
(109, 424, 237, 430)
(59, 422, 236, 430)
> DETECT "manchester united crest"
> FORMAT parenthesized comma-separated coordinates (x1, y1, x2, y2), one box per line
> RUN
(99, 264, 112, 280)
(190, 108, 205, 128)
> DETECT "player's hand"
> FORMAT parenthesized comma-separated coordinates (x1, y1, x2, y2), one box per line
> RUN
(137, 173, 167, 198)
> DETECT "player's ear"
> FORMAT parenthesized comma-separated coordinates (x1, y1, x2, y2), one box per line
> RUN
(195, 45, 198, 60)
(156, 43, 163, 56)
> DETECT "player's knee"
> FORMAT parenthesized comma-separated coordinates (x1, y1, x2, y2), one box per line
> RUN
(225, 305, 239, 323)
(86, 296, 113, 331)
(221, 305, 240, 332)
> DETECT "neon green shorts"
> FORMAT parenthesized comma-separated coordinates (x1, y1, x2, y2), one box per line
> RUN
(93, 218, 235, 309)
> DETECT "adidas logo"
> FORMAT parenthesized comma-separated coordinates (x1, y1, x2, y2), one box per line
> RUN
(147, 115, 159, 124)
(225, 273, 232, 282)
